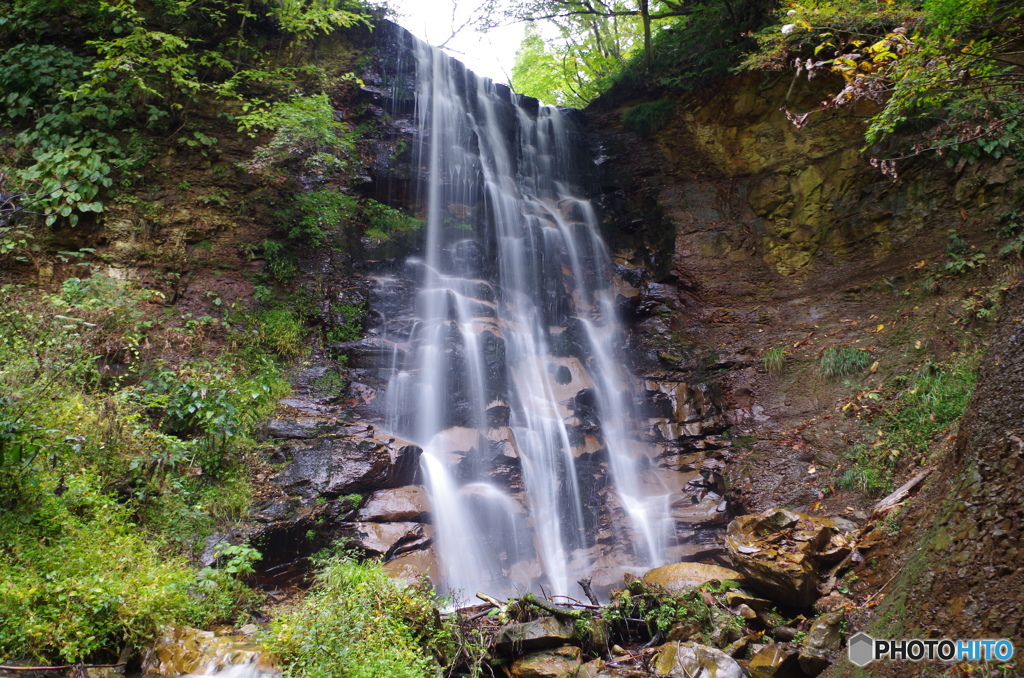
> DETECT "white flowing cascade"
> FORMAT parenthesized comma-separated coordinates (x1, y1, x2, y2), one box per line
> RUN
(382, 39, 675, 599)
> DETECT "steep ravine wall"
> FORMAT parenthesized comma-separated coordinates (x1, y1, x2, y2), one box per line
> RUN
(587, 70, 1024, 674)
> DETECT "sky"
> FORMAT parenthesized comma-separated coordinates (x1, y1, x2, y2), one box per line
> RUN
(383, 0, 525, 85)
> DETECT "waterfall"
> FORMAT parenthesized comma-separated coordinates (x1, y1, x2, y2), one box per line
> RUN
(378, 33, 675, 599)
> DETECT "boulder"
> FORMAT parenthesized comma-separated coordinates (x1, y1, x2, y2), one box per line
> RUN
(725, 508, 850, 607)
(348, 522, 432, 557)
(642, 562, 744, 594)
(798, 611, 845, 676)
(272, 435, 416, 498)
(747, 645, 802, 678)
(510, 645, 583, 678)
(356, 485, 431, 522)
(724, 590, 773, 612)
(495, 617, 577, 654)
(382, 549, 438, 587)
(652, 642, 745, 678)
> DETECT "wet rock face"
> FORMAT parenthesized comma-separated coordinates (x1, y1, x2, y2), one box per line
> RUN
(746, 644, 802, 678)
(356, 485, 431, 522)
(798, 610, 844, 676)
(271, 435, 408, 498)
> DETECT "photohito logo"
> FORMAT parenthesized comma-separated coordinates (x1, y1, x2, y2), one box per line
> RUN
(848, 632, 1015, 666)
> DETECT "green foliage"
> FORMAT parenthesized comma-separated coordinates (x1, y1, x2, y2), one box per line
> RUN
(0, 0, 369, 240)
(511, 13, 642, 106)
(746, 0, 1024, 168)
(617, 0, 771, 92)
(622, 99, 675, 137)
(994, 209, 1024, 259)
(878, 354, 978, 457)
(819, 346, 872, 379)
(839, 352, 978, 496)
(262, 239, 300, 282)
(362, 199, 422, 244)
(0, 43, 130, 229)
(327, 302, 364, 344)
(243, 308, 309, 359)
(511, 24, 577, 105)
(762, 346, 786, 376)
(836, 446, 895, 496)
(602, 577, 738, 645)
(0, 474, 253, 663)
(143, 357, 287, 476)
(294, 189, 358, 245)
(0, 277, 296, 661)
(243, 94, 356, 177)
(944, 229, 988, 274)
(267, 552, 454, 678)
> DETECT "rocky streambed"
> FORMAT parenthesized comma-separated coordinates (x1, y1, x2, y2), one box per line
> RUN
(134, 500, 909, 678)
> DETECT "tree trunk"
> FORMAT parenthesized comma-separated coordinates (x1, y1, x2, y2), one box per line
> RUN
(639, 0, 652, 71)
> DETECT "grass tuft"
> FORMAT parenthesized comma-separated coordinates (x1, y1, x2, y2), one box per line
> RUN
(819, 347, 872, 379)
(762, 346, 786, 376)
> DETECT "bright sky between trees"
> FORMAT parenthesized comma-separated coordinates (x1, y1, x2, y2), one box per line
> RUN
(385, 0, 524, 84)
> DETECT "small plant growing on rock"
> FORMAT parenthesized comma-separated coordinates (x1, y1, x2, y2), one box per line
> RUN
(762, 346, 786, 376)
(819, 347, 872, 379)
(622, 98, 676, 137)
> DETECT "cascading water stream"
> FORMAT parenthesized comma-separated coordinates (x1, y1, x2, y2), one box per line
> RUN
(380, 33, 677, 599)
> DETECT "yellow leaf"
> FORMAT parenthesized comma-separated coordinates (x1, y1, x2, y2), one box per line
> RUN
(877, 324, 885, 331)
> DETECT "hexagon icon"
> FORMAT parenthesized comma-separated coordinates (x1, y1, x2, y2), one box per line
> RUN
(848, 632, 875, 667)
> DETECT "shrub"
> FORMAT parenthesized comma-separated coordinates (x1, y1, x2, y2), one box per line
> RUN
(143, 357, 287, 476)
(362, 199, 422, 244)
(0, 473, 253, 663)
(243, 94, 355, 176)
(819, 347, 872, 379)
(245, 308, 308, 359)
(267, 552, 454, 678)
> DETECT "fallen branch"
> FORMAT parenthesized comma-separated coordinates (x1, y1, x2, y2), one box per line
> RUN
(578, 576, 600, 606)
(551, 595, 600, 610)
(475, 592, 505, 608)
(519, 592, 586, 619)
(869, 467, 932, 520)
